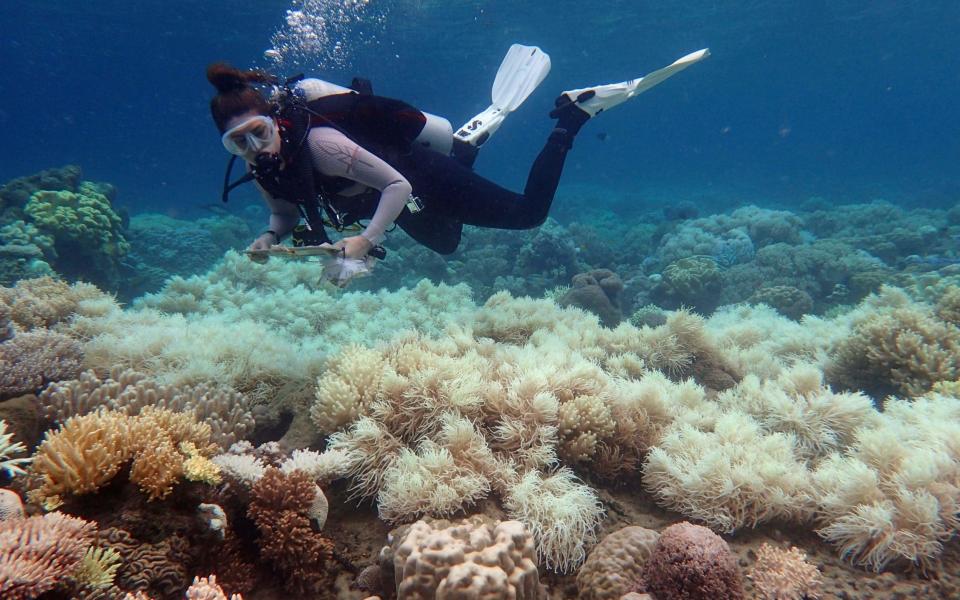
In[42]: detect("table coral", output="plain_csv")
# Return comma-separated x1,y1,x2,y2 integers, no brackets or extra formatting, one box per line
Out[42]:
380,515,547,600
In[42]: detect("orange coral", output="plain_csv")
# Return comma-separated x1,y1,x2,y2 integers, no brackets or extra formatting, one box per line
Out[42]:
30,407,217,503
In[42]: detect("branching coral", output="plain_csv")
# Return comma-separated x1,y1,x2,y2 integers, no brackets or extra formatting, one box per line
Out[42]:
749,543,822,600
248,468,336,594
0,511,96,599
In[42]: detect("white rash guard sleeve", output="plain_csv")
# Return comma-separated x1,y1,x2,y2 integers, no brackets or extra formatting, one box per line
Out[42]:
306,127,412,244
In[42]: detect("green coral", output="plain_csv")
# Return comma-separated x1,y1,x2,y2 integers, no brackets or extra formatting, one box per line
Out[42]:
23,182,129,289
25,183,129,257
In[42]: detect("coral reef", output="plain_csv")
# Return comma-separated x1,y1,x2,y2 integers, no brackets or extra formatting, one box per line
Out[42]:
558,268,625,327
0,328,83,399
379,515,548,600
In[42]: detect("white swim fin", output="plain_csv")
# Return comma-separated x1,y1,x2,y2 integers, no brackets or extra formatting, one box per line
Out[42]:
455,44,552,147
554,48,710,118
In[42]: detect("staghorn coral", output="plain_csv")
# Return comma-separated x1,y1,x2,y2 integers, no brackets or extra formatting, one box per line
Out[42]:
0,328,83,399
642,521,744,600
247,468,336,594
380,515,548,600
29,407,218,504
0,511,96,599
40,367,254,448
576,525,660,600
748,543,822,600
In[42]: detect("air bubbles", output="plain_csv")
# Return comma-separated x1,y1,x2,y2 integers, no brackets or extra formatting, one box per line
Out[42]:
264,0,385,72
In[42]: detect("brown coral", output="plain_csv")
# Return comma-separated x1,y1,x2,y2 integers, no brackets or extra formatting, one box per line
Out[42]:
248,468,336,594
642,522,744,600
98,527,190,599
0,511,96,599
748,543,822,600
577,526,660,600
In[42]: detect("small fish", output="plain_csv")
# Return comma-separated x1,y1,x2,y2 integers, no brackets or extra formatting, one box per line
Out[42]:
264,48,282,61
596,132,609,142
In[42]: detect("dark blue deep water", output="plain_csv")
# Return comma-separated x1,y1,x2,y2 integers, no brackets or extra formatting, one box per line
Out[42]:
3,1,959,217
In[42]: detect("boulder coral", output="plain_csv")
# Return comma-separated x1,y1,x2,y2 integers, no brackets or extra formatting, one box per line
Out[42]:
379,515,548,600
576,525,660,600
642,522,744,600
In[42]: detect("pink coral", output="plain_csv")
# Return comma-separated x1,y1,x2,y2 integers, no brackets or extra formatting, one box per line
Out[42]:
0,511,96,599
642,522,744,600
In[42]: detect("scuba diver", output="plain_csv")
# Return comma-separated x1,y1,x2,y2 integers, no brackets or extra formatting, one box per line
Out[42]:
209,45,709,283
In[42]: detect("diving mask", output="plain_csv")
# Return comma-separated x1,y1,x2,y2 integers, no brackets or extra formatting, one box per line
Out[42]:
221,115,277,156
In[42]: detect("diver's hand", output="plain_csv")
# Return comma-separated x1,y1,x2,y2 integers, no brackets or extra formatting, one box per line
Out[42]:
333,235,373,260
247,232,276,263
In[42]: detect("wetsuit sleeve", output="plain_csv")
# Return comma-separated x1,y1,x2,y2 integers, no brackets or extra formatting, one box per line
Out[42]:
307,127,412,244
254,181,300,239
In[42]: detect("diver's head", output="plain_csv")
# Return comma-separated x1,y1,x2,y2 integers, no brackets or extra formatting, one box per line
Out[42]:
207,63,281,162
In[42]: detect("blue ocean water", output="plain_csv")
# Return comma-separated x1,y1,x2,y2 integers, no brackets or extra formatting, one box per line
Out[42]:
3,0,959,217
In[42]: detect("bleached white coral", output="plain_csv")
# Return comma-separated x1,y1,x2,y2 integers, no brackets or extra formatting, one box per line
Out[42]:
0,419,30,478
279,448,351,482
503,468,604,572
643,412,815,533
212,453,266,484
378,440,490,523
812,393,960,570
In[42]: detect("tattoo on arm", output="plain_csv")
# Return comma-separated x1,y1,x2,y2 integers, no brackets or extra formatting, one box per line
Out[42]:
317,140,374,176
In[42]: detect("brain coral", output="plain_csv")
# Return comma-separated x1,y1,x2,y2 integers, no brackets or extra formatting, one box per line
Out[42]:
576,526,660,600
380,515,548,600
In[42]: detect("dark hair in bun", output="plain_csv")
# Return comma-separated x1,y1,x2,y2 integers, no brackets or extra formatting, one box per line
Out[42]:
207,62,274,132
